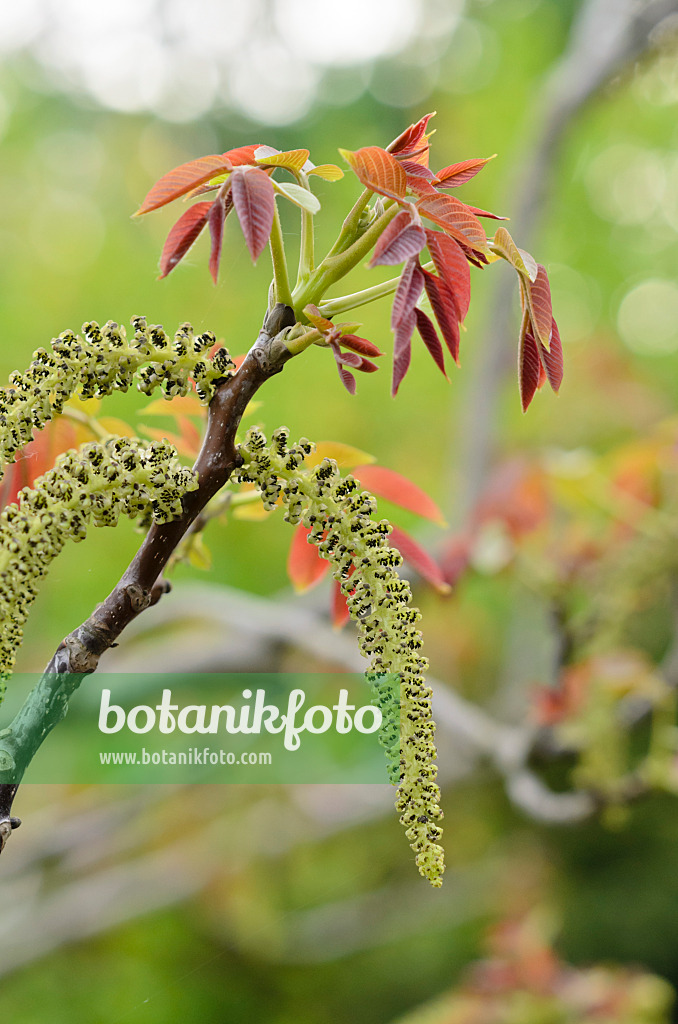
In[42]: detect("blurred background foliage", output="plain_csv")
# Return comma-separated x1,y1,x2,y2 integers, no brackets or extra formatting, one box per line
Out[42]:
2,0,678,1021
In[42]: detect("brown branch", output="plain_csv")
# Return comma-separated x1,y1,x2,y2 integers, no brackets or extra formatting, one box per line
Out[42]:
0,303,296,846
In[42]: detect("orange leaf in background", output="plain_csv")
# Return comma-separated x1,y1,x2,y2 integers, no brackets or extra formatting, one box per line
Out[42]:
352,465,446,526
305,442,376,469
475,459,550,540
389,525,451,594
142,416,202,459
339,146,407,201
142,394,207,419
331,577,352,629
607,439,663,507
134,155,233,216
0,419,77,509
287,524,330,592
532,661,591,726
96,417,137,439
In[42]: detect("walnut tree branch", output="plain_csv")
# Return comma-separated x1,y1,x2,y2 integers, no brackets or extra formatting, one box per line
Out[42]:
0,303,296,848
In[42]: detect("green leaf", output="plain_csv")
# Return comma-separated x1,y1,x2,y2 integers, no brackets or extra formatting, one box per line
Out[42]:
272,180,321,215
255,148,310,172
489,226,538,281
306,164,344,182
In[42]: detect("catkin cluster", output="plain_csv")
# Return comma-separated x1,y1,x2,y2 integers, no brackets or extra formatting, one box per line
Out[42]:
0,437,197,696
236,426,444,887
0,317,234,473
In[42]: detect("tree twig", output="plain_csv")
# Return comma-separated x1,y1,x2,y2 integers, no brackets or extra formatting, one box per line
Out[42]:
0,303,297,846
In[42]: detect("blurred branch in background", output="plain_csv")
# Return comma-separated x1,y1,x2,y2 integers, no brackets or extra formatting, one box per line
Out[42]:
106,581,597,824
456,0,678,518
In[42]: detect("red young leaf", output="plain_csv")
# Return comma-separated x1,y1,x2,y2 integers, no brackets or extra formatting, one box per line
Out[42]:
456,240,490,268
208,193,232,284
135,155,233,216
463,204,508,221
400,161,439,182
304,303,335,333
355,357,379,373
417,194,487,252
230,167,276,262
538,317,563,393
391,258,424,328
340,334,383,357
287,524,330,592
331,579,351,628
435,156,495,187
339,146,407,200
387,112,435,160
352,464,446,525
392,309,415,396
143,418,202,459
519,314,541,412
370,210,426,267
337,365,357,394
422,269,460,364
329,342,358,394
159,201,212,278
334,346,363,368
222,144,262,167
405,176,439,198
414,307,448,379
425,229,471,320
389,525,451,594
527,264,554,348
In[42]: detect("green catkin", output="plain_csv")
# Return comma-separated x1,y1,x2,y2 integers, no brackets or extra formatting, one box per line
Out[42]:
0,315,231,698
236,426,445,888
0,317,235,474
0,437,197,697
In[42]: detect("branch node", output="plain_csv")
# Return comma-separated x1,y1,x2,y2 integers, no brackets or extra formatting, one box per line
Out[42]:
125,583,152,614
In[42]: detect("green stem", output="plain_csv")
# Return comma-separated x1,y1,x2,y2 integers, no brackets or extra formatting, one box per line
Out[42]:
325,188,373,258
319,205,401,289
284,328,323,357
319,261,435,316
296,171,315,285
269,202,293,307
